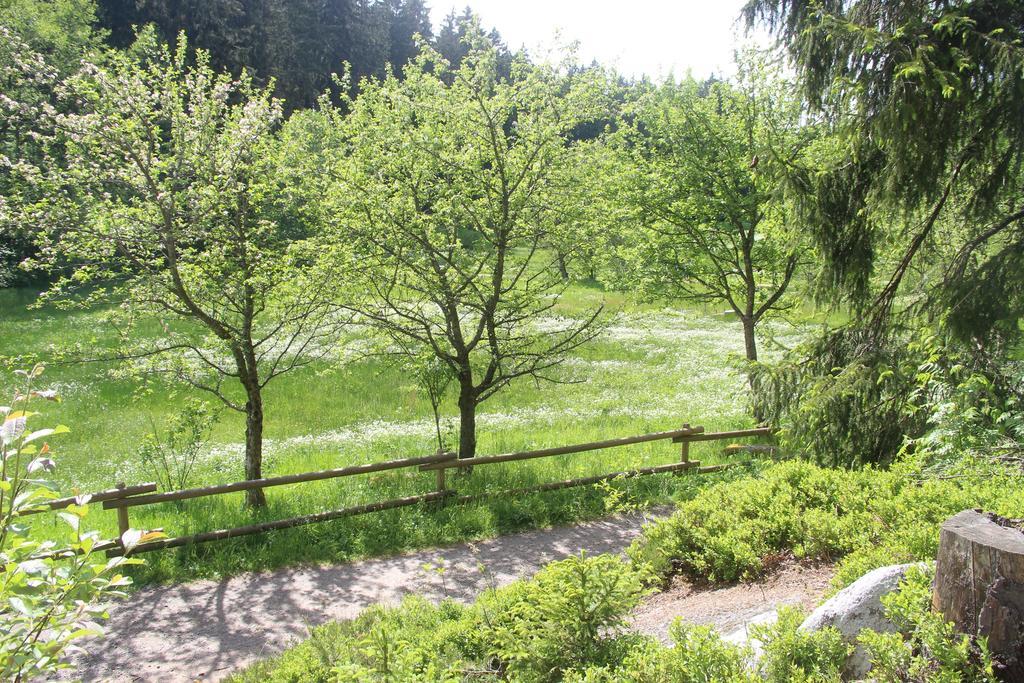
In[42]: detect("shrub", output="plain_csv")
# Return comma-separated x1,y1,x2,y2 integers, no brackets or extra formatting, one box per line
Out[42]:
0,366,142,681
139,397,219,493
566,621,752,682
753,607,848,682
563,609,847,683
229,553,646,683
628,459,1024,589
227,596,469,683
466,553,648,681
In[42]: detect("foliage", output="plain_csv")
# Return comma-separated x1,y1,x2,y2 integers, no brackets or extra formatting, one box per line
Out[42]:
563,621,753,682
228,553,644,683
94,0,513,110
232,557,852,683
139,397,219,492
752,607,848,682
744,0,1024,466
753,325,930,468
0,3,102,287
628,459,1024,587
859,564,997,682
30,30,347,505
226,596,469,683
325,31,608,458
0,365,140,681
745,0,1024,319
756,324,1024,468
466,553,647,680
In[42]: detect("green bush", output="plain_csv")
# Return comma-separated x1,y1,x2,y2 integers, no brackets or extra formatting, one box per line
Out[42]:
753,607,848,682
232,462,1021,682
228,596,469,683
463,553,647,681
628,459,1024,588
563,621,752,682
563,609,848,683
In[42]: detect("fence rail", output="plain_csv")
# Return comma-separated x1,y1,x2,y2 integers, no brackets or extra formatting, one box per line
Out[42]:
53,421,772,557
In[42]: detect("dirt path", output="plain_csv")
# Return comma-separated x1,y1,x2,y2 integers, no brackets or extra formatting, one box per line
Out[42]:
630,561,836,644
69,509,668,682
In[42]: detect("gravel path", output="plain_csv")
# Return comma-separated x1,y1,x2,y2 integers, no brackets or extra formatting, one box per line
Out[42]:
69,509,667,682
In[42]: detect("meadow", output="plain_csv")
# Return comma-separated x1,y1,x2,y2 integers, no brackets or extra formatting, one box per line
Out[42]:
0,284,793,584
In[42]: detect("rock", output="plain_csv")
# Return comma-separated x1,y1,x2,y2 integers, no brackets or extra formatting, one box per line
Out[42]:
723,609,778,661
800,563,924,679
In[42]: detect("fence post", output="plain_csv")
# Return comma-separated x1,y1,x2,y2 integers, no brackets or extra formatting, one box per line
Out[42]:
115,482,131,543
680,423,691,464
435,450,447,494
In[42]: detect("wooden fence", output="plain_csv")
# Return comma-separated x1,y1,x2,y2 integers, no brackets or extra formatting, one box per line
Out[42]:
86,422,771,556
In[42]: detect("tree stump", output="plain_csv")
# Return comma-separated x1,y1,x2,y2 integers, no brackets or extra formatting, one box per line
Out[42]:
933,509,1024,680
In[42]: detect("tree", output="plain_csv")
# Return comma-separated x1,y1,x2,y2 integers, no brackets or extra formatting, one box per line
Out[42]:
327,33,606,459
609,59,808,365
744,0,1024,465
32,31,345,507
387,0,432,73
433,8,515,81
0,1,103,286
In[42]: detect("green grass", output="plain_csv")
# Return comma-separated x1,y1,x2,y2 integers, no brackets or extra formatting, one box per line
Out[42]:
0,284,791,585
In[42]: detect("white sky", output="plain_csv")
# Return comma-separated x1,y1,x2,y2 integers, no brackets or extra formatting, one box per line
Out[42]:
429,0,770,80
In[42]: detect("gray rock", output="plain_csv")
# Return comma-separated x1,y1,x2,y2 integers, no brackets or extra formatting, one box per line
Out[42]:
723,609,779,661
800,563,925,679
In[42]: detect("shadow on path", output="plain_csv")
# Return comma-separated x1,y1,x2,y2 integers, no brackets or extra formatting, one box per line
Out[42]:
69,508,668,682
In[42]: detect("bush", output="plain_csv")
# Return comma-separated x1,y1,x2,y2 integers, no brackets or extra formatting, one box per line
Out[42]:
232,461,1021,682
465,553,647,680
0,366,144,681
628,459,1024,588
228,596,469,683
753,607,848,682
563,621,752,682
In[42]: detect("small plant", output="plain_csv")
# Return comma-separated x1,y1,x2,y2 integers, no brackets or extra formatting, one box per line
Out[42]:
753,607,849,682
0,365,141,681
859,564,997,682
596,475,641,514
139,397,219,493
414,355,455,454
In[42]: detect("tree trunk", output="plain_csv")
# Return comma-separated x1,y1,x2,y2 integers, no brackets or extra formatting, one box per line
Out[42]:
741,315,758,362
244,391,268,508
741,315,766,423
933,509,1024,681
556,249,570,282
457,388,477,460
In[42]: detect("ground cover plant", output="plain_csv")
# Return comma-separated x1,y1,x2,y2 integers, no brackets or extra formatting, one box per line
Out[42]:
628,458,1024,592
226,552,853,683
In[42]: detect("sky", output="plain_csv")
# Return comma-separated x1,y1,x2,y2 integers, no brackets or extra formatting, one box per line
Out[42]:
429,0,770,81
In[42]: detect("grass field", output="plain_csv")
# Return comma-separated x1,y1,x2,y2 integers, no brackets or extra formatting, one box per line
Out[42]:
0,284,795,584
